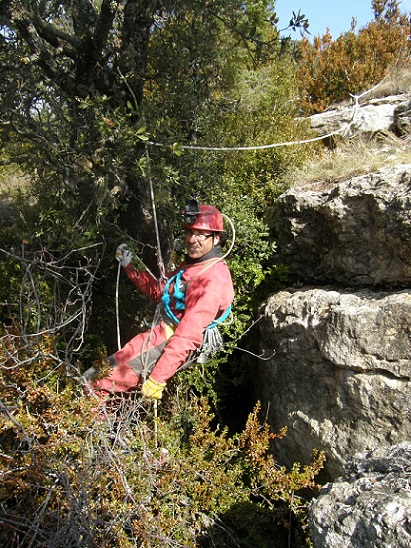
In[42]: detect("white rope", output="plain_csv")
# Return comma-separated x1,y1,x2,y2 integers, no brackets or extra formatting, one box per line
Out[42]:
148,131,339,152
150,130,343,151
116,261,122,351
221,213,236,260
145,144,166,283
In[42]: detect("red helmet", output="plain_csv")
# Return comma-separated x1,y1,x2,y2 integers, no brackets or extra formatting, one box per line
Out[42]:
182,200,224,232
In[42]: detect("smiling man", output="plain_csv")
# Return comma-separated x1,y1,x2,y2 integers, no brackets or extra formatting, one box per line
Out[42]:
87,200,234,401
185,226,216,259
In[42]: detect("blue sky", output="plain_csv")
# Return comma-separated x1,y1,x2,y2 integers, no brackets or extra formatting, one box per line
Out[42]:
275,0,411,40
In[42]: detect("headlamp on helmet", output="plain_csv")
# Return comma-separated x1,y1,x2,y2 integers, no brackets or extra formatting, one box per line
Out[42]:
182,199,201,226
182,200,224,232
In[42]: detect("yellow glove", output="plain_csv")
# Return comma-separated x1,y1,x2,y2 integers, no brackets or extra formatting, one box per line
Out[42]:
141,376,166,400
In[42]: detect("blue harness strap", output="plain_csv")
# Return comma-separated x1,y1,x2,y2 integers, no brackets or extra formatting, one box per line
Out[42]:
161,270,186,326
206,304,232,329
161,269,231,329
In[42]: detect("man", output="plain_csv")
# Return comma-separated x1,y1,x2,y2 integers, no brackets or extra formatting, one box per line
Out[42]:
89,200,234,400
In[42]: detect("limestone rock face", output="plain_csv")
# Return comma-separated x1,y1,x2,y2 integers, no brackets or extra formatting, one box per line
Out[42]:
309,94,410,138
271,165,411,287
258,287,411,479
309,443,411,548
259,164,411,481
258,98,411,547
394,100,411,136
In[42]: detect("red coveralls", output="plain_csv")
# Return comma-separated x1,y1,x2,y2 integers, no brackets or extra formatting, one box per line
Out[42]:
93,256,234,395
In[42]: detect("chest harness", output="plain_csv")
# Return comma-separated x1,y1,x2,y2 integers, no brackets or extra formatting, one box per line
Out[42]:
161,269,231,365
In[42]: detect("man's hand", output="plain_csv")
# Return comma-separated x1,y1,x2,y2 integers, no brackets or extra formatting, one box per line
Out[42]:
142,376,166,400
115,243,133,268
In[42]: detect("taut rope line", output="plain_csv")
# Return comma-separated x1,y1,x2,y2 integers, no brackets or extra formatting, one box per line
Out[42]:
116,262,122,351
145,144,166,284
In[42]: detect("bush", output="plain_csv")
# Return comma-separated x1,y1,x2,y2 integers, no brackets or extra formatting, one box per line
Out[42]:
297,0,411,113
0,324,325,546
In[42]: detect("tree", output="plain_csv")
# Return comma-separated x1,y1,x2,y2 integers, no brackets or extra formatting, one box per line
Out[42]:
0,0,318,373
0,0,292,339
1,1,159,264
0,1,283,256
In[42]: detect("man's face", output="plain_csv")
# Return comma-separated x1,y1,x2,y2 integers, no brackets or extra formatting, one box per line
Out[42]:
184,228,219,260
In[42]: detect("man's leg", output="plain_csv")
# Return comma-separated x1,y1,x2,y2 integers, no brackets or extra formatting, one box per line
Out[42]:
89,322,172,396
91,361,141,395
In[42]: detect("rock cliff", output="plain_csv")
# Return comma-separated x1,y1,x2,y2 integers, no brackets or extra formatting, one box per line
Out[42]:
256,95,411,544
272,165,411,287
258,165,411,478
309,94,411,139
309,443,411,547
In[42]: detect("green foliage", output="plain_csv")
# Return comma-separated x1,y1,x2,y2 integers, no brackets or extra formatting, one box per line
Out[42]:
0,0,317,354
166,62,317,410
